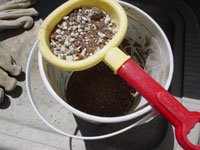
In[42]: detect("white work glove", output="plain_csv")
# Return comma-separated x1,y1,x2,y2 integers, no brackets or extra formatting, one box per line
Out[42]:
0,0,38,31
0,53,22,103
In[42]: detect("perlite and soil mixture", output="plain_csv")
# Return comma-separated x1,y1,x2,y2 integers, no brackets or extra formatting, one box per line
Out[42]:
50,7,118,61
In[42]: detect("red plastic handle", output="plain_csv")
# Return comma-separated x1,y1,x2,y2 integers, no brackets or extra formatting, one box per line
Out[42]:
118,59,200,150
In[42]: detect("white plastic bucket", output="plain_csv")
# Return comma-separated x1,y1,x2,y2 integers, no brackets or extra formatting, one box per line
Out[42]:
38,1,173,123
26,0,173,139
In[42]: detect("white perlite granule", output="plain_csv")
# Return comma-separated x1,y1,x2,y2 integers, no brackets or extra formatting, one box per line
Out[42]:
50,7,118,61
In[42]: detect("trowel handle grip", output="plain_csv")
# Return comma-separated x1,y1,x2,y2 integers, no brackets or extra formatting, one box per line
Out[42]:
118,59,188,125
118,59,200,150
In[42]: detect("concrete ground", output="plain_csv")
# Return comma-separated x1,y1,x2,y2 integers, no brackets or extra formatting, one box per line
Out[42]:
0,0,199,150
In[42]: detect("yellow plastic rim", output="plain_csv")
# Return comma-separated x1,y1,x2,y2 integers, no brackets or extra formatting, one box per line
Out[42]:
37,0,128,71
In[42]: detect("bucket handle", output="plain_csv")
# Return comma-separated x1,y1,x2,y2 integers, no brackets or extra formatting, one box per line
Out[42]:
26,41,158,140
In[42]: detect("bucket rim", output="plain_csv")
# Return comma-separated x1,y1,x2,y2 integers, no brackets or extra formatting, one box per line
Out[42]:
37,0,174,123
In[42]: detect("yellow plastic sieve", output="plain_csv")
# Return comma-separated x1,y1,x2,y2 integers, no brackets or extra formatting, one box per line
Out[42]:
37,0,129,73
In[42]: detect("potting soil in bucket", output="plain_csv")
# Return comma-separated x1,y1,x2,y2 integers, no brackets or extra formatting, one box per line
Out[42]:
38,1,173,123
66,63,137,117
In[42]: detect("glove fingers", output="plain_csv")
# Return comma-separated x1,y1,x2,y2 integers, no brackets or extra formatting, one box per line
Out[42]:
4,63,22,76
10,56,22,76
0,88,4,104
0,68,17,91
0,54,22,76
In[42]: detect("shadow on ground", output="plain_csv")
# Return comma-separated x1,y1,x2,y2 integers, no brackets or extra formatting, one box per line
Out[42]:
34,0,67,19
0,0,67,41
0,95,10,109
70,115,174,150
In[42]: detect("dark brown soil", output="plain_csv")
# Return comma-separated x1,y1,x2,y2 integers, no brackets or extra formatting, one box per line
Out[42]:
66,63,137,117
